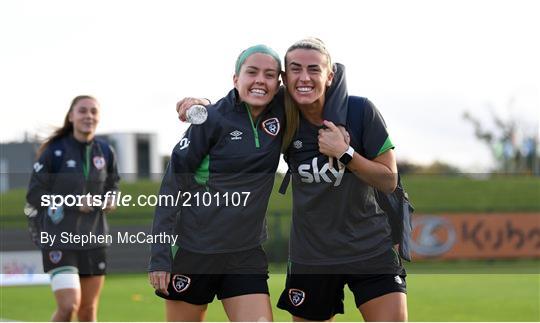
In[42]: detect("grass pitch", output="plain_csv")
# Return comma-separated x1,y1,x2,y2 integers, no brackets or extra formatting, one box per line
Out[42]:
1,268,539,321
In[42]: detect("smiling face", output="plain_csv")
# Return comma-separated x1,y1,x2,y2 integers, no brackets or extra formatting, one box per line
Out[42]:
284,48,334,108
68,98,100,139
233,53,281,110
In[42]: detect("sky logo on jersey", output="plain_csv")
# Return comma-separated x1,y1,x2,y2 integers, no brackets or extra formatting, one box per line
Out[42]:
298,157,345,186
178,138,190,150
230,130,243,140
289,289,305,306
172,274,191,293
262,117,280,136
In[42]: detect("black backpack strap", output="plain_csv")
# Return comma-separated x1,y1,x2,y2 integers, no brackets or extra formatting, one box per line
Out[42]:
279,152,291,195
279,169,291,195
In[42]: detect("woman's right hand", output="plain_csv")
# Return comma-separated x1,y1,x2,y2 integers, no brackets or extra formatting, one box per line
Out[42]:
79,197,94,213
176,97,210,122
148,271,170,296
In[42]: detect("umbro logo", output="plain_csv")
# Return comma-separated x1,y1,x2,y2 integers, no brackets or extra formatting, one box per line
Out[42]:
66,160,76,168
394,275,403,285
54,150,63,157
230,130,243,140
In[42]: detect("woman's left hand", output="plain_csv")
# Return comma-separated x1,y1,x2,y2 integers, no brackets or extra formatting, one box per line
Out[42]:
148,271,170,296
318,120,350,158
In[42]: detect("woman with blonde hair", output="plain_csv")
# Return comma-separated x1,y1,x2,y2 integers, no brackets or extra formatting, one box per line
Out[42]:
277,38,407,321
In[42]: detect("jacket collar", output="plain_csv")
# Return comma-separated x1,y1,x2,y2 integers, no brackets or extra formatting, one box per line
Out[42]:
67,133,94,148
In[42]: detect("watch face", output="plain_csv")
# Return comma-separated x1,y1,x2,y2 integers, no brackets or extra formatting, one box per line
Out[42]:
339,153,353,165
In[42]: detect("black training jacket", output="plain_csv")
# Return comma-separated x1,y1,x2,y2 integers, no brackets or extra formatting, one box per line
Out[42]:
26,135,120,249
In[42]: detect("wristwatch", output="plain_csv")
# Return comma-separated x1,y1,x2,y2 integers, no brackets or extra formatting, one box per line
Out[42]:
338,146,355,165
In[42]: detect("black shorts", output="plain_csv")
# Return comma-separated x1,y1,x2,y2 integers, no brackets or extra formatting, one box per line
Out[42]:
156,246,269,305
277,248,407,321
42,248,107,276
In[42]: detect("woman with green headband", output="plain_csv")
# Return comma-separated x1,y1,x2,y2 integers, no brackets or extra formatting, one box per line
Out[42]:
150,45,281,322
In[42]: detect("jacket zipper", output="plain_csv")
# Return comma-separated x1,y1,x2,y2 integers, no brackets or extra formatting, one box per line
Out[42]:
82,144,91,193
245,104,261,148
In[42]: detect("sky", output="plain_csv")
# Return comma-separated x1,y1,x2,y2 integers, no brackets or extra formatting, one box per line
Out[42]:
1,0,538,172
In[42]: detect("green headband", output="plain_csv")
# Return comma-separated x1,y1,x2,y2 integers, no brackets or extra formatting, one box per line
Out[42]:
235,44,282,75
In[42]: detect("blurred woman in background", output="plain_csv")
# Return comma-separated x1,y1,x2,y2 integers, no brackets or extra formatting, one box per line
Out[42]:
26,95,119,321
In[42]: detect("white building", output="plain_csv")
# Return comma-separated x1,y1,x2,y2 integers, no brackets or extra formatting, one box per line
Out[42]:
97,132,162,182
0,132,162,192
